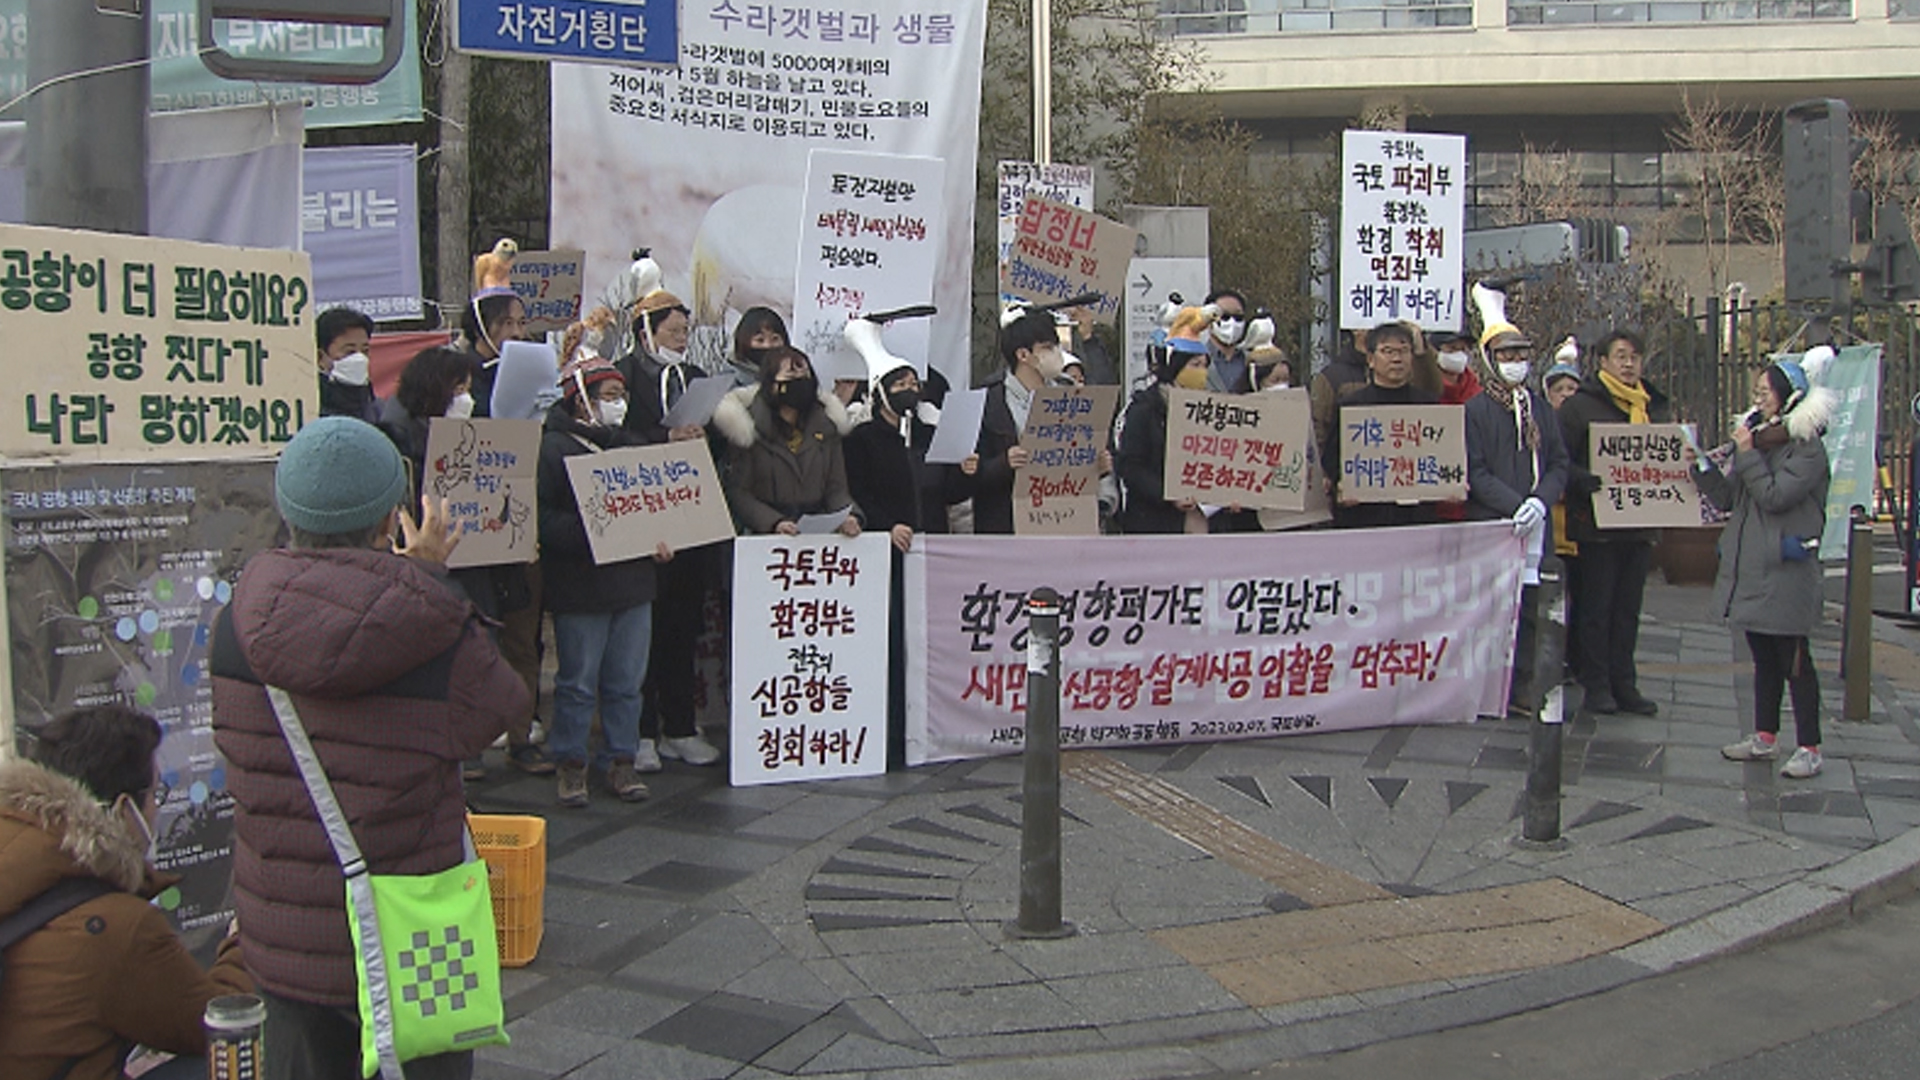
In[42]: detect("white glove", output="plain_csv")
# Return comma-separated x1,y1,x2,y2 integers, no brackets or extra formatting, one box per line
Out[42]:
1511,497,1547,535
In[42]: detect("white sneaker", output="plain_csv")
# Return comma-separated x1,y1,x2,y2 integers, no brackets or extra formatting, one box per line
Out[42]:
1780,746,1823,779
659,734,723,766
633,739,662,774
1722,733,1778,761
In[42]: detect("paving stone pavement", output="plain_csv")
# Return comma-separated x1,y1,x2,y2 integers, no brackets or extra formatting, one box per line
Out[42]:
463,579,1920,1080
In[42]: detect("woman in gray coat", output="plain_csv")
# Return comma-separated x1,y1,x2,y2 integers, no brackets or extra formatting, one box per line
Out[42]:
1690,357,1834,779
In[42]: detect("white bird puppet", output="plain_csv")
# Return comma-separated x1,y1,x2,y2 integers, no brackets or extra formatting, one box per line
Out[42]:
1243,314,1276,354
1554,336,1579,366
473,238,519,291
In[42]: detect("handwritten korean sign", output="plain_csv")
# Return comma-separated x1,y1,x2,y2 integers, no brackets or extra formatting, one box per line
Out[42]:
508,249,585,336
1338,130,1465,332
1339,404,1467,503
0,222,317,461
1164,388,1313,512
731,534,891,785
1017,384,1117,536
1590,423,1711,529
424,419,541,569
1003,195,1136,323
564,439,736,563
996,161,1093,275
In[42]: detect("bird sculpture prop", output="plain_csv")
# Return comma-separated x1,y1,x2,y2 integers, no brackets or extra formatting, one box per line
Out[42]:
1554,336,1579,365
473,238,519,291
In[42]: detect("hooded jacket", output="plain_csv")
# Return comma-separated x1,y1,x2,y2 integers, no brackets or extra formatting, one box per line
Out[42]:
1116,385,1188,535
0,760,253,1080
843,411,969,536
1558,375,1675,545
209,547,526,1007
538,402,662,614
712,384,858,534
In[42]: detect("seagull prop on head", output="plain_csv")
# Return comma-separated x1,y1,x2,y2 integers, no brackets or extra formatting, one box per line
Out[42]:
473,238,519,291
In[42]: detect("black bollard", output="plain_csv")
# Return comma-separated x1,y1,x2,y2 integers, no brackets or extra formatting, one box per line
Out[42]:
1521,558,1568,847
1843,506,1874,721
1007,587,1075,940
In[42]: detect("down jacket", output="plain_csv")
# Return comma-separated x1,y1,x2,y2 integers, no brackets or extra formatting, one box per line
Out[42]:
210,547,526,1006
0,759,252,1080
712,384,858,534
1558,376,1676,545
1693,389,1835,637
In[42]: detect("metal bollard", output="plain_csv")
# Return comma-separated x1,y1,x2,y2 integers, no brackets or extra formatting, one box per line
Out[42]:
1521,559,1568,847
1843,506,1874,721
1007,587,1075,940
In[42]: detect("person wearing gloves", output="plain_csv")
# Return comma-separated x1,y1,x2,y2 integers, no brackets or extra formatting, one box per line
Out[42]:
314,306,380,423
1693,354,1835,779
1462,294,1569,717
714,346,863,537
1118,336,1212,535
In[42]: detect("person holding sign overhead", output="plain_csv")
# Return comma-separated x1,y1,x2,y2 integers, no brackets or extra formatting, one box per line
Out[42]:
1118,336,1212,535
714,347,863,538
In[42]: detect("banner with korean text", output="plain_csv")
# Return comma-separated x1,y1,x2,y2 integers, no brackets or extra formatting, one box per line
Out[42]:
551,0,986,388
731,535,890,784
1,223,316,461
305,145,422,323
1165,387,1312,511
1017,384,1117,536
1339,404,1467,502
904,524,1523,765
1338,130,1465,331
425,419,542,568
509,250,587,337
566,440,736,562
1004,196,1136,323
1807,344,1881,558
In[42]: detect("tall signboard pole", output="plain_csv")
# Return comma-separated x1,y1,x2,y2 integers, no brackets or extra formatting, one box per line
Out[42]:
25,0,151,234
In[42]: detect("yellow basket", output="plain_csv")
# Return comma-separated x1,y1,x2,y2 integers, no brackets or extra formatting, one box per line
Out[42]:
469,814,546,968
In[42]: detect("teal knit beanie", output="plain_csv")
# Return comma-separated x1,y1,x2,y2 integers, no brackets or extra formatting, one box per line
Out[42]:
274,416,409,536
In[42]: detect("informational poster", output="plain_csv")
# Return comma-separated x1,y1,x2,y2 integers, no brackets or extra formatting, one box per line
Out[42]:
1016,384,1117,536
1589,423,1711,529
550,0,987,389
1123,256,1211,389
565,440,735,563
4,458,286,957
903,523,1524,765
0,222,317,461
1809,345,1882,558
424,419,542,569
1339,130,1466,332
1338,404,1467,503
456,0,680,67
1164,387,1312,512
730,535,890,785
508,249,586,337
305,145,422,323
792,150,946,381
996,161,1093,273
1004,195,1136,323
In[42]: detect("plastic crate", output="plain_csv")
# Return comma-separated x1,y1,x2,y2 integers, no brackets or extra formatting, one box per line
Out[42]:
469,814,546,967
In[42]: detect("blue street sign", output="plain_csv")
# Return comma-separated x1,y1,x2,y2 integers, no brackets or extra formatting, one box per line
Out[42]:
456,0,678,68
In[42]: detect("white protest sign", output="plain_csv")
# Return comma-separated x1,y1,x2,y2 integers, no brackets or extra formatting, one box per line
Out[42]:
1338,404,1468,502
507,249,585,336
997,161,1094,272
731,535,891,785
1590,423,1712,529
1164,388,1313,512
565,440,736,564
1338,131,1466,332
425,418,541,569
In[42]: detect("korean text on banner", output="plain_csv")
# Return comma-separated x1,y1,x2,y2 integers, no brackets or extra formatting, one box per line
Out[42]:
1165,387,1312,512
550,0,986,390
1339,404,1467,503
425,419,542,568
0,222,317,461
509,250,586,336
997,161,1092,275
1590,423,1712,529
1004,196,1135,322
1810,345,1882,558
730,535,891,785
1017,384,1116,536
793,150,946,382
305,145,422,323
1339,130,1465,332
904,524,1524,765
458,0,679,68
565,440,735,563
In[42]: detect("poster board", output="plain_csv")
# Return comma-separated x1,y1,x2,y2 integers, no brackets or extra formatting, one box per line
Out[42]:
564,440,736,563
1004,195,1135,323
996,161,1093,278
730,535,890,785
424,419,541,569
1338,130,1466,331
1016,384,1117,536
1338,404,1467,503
1589,423,1712,529
508,249,586,337
1164,388,1313,512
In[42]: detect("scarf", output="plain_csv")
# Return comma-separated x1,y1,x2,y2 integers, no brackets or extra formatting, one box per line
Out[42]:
1480,372,1541,455
1597,369,1650,423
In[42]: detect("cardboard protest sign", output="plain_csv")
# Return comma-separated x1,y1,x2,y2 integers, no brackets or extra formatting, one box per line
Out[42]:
507,249,585,336
1589,423,1712,529
1004,195,1135,323
0,222,317,460
731,535,891,786
1338,131,1466,331
1164,388,1313,512
1016,384,1117,536
424,419,541,569
1338,404,1467,503
564,440,735,564
997,161,1093,275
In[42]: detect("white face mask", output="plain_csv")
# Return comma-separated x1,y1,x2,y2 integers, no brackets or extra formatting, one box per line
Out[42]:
445,392,476,419
1263,380,1291,393
1034,345,1067,383
596,398,630,428
329,353,371,386
1437,350,1470,375
1498,361,1531,386
1212,318,1244,346
115,793,158,864
658,347,685,366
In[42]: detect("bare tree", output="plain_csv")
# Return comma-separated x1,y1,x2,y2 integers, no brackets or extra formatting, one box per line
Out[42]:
1665,91,1782,296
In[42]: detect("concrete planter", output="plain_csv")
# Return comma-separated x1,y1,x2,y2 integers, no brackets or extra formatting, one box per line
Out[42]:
1658,525,1721,586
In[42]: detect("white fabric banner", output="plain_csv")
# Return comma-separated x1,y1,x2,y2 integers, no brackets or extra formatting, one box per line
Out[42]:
905,523,1523,765
549,0,987,388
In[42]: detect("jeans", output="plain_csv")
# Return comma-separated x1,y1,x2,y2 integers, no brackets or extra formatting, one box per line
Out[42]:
549,604,653,770
1748,631,1822,748
1573,539,1653,699
261,989,472,1080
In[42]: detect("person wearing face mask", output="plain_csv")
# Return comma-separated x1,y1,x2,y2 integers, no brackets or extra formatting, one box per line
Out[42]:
0,705,254,1080
845,361,970,550
1201,288,1254,394
1117,336,1213,535
973,306,1073,534
314,306,381,423
714,346,864,537
460,288,531,418
728,306,792,389
378,346,480,497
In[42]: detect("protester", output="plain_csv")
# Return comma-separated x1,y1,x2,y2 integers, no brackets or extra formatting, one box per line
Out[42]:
377,346,475,500
1064,304,1120,386
1559,329,1671,715
1202,288,1253,394
1310,331,1370,466
314,306,380,423
618,289,701,439
715,346,863,537
972,307,1063,535
1252,345,1293,392
1431,327,1483,407
727,306,790,389
460,288,530,417
1118,337,1211,535
1544,360,1582,410
211,417,526,1078
1543,355,1585,681
1330,322,1441,529
1694,357,1834,779
845,362,971,550
0,706,253,1080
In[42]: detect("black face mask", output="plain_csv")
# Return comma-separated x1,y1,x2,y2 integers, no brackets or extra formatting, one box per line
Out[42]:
887,388,920,419
742,346,781,371
776,376,818,412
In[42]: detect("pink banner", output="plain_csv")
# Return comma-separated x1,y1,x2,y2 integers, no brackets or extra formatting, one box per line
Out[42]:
904,522,1525,765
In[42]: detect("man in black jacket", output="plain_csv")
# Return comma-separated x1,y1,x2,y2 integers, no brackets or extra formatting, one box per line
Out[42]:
972,308,1065,534
1331,322,1441,529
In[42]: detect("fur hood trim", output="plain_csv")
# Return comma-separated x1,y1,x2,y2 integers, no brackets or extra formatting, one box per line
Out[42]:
1732,385,1838,444
0,759,145,892
711,384,854,449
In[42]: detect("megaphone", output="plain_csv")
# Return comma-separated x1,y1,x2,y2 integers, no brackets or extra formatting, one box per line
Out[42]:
844,318,913,385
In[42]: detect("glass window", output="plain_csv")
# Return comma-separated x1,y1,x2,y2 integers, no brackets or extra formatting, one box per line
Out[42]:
1613,152,1662,186
1507,0,1841,22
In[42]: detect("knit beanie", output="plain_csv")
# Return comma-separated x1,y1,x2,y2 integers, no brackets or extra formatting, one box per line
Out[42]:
559,355,626,402
274,416,410,536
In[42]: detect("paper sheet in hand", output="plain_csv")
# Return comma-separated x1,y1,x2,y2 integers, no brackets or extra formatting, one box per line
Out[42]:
490,341,561,420
662,376,735,430
797,507,854,534
924,388,986,465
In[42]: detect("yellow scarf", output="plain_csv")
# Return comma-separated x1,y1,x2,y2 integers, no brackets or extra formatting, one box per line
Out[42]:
1597,369,1650,423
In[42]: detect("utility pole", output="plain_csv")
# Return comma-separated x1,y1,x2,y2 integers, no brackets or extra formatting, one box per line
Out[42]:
437,36,472,329
25,0,150,234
